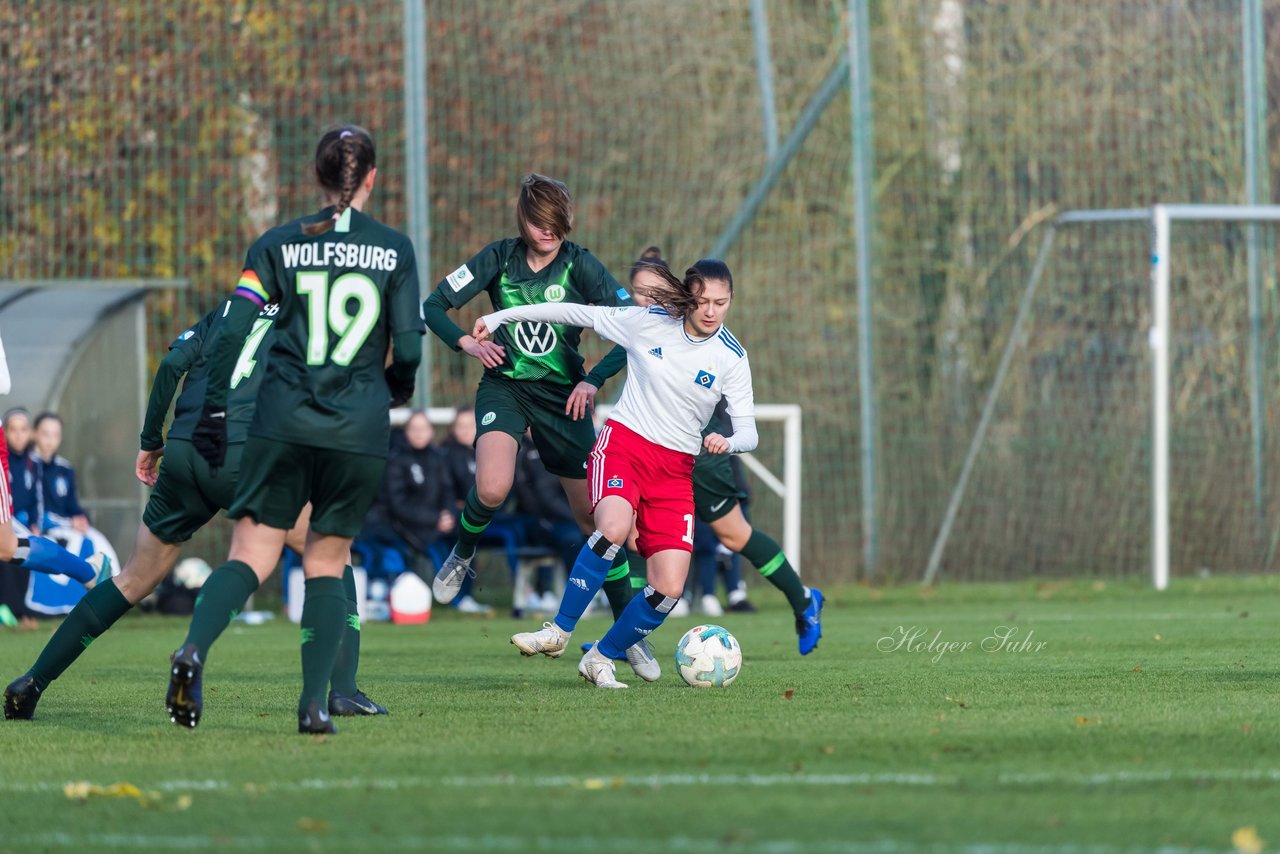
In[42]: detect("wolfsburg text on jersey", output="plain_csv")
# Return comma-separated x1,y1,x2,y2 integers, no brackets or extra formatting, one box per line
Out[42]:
281,242,399,272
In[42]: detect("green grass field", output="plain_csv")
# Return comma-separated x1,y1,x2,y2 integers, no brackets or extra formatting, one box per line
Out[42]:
1,576,1278,852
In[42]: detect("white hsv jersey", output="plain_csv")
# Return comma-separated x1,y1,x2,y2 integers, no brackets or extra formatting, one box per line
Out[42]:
481,303,756,455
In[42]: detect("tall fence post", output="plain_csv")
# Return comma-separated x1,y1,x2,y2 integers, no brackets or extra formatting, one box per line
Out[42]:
750,0,779,160
403,0,431,407
849,0,878,578
1243,0,1269,543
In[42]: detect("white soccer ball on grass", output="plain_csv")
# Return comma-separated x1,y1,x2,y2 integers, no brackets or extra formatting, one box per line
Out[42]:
675,624,742,688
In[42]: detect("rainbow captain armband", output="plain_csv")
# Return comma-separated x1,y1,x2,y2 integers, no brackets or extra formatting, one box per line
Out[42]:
234,269,270,306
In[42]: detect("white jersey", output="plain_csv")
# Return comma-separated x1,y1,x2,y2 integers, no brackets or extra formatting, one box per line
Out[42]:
480,303,756,455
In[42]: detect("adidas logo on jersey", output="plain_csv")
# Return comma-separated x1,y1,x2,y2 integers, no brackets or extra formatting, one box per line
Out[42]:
647,347,663,359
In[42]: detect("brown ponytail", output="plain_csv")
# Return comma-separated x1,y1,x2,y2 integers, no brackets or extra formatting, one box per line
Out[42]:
303,125,377,236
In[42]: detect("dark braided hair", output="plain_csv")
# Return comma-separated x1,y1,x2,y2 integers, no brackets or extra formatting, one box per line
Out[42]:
303,125,376,236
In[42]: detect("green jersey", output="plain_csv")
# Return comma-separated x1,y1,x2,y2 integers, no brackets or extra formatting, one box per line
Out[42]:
165,301,278,446
237,207,425,456
435,238,628,385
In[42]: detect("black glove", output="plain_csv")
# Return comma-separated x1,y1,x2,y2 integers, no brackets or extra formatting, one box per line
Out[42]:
191,405,228,470
386,367,415,409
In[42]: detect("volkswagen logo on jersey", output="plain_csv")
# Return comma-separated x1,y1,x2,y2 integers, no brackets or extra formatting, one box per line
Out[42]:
514,321,558,356
695,370,716,388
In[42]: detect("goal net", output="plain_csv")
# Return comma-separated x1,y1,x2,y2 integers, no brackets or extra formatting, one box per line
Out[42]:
925,205,1280,587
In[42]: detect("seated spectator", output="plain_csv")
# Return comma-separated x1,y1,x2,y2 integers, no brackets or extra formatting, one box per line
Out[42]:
1,408,36,627
4,407,32,460
21,413,89,534
365,410,457,570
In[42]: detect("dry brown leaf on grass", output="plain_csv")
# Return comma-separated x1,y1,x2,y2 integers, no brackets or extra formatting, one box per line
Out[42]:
1232,826,1263,854
782,688,795,700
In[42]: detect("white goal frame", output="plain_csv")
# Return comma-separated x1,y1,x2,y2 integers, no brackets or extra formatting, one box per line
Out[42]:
923,204,1280,590
394,403,804,572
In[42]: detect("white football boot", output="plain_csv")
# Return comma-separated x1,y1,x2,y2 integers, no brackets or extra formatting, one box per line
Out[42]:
578,644,628,689
624,638,661,682
511,621,570,658
432,546,475,604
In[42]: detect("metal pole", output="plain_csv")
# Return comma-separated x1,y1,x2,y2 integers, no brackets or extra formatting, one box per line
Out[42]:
403,0,431,407
750,0,779,160
1151,205,1171,590
710,54,849,260
1243,0,1269,540
923,228,1058,585
849,0,878,578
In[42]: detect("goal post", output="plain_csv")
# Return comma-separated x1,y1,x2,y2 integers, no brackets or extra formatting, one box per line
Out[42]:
924,204,1280,590
395,403,804,573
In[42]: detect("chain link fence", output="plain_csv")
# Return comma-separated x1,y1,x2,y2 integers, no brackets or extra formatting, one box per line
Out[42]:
4,0,1278,581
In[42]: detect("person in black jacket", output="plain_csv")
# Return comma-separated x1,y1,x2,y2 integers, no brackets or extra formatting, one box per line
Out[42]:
382,411,456,556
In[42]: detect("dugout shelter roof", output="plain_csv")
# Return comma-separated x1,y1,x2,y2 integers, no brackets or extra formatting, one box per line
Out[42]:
0,279,187,414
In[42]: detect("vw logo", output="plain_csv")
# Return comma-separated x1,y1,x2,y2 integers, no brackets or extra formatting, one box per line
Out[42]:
514,321,558,356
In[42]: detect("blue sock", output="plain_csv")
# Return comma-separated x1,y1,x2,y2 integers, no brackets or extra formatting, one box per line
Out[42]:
598,585,678,659
17,536,95,584
553,532,621,633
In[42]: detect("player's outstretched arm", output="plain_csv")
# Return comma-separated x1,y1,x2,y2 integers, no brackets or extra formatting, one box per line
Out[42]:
475,302,641,348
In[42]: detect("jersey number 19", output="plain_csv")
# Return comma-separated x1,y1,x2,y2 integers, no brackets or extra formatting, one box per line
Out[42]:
296,271,381,366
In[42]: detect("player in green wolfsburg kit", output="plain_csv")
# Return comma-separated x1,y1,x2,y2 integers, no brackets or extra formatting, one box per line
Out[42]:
165,125,424,734
422,173,661,681
4,297,386,721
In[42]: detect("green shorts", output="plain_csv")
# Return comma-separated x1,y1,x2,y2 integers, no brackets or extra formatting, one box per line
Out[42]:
473,374,595,479
143,439,244,544
692,450,748,523
228,436,386,538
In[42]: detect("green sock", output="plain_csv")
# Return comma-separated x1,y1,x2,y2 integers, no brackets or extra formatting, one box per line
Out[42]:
629,552,649,591
602,549,636,620
455,487,500,560
329,566,361,696
184,560,259,658
299,576,347,711
742,530,808,615
28,579,132,691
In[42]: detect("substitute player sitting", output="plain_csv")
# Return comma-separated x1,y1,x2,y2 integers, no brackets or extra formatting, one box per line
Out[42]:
481,259,757,688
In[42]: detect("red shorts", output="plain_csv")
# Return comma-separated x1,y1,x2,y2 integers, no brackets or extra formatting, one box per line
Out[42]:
589,420,695,557
0,441,11,524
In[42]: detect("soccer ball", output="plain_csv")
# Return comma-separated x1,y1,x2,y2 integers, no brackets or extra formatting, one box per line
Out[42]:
675,624,742,688
173,558,212,590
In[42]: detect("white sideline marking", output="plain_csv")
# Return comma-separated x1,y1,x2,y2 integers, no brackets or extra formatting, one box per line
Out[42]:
0,832,1230,853
4,768,1280,796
